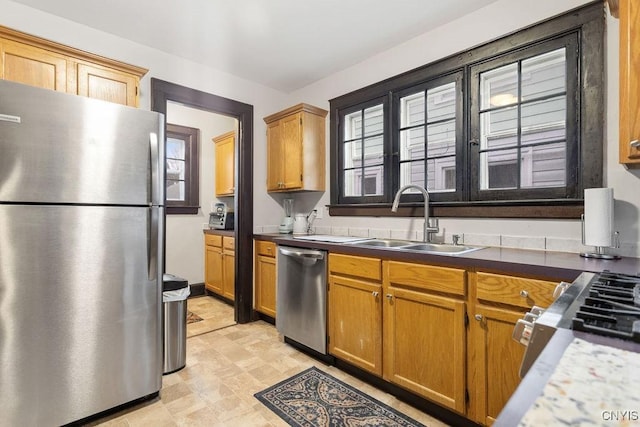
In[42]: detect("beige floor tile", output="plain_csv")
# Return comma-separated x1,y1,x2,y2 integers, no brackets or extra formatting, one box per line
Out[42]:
91,320,450,427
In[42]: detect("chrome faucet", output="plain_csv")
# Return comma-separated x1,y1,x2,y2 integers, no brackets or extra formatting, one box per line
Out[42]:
391,184,439,243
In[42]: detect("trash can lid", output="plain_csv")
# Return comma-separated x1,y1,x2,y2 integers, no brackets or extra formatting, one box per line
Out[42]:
163,273,188,292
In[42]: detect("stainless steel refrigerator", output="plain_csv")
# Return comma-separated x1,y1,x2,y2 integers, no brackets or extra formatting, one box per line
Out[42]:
0,80,165,426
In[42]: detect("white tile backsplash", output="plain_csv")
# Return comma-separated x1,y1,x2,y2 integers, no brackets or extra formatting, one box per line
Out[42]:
348,227,370,238
501,235,546,251
390,229,418,241
368,228,391,239
546,237,584,253
330,226,349,236
463,233,501,247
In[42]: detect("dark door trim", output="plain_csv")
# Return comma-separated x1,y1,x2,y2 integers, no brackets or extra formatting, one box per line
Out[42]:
151,78,254,324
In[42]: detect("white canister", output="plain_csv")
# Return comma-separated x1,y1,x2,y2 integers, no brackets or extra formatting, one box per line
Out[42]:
292,213,308,234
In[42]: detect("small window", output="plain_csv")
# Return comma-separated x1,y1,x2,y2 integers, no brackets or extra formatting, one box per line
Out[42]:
165,123,199,214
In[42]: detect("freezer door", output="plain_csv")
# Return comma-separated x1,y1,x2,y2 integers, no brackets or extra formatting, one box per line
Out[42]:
0,205,162,426
0,80,164,206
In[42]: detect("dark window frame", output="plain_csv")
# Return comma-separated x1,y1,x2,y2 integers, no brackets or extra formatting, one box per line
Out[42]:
328,2,604,219
165,123,200,215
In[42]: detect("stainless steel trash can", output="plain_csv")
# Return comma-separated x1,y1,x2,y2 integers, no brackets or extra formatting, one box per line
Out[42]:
162,274,190,375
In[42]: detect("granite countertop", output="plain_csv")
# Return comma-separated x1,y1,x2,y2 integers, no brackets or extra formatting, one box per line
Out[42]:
495,330,640,426
254,233,640,280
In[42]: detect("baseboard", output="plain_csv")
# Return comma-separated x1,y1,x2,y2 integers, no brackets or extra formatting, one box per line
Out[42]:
189,282,205,297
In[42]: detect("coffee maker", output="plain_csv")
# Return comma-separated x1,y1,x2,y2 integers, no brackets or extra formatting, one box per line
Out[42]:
279,198,294,234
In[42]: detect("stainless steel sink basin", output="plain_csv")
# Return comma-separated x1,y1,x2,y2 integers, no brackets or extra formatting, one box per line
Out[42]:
353,239,415,248
350,239,484,255
402,243,483,255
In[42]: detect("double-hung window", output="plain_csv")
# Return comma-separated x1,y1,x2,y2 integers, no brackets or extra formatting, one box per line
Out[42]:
329,2,603,218
166,123,200,214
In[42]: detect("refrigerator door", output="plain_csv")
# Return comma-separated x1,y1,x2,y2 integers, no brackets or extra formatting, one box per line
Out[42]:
0,205,162,426
0,80,164,206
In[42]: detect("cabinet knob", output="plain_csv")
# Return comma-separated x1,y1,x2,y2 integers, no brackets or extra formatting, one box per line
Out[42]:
372,291,379,297
385,294,393,300
630,139,640,148
475,314,484,321
520,290,529,298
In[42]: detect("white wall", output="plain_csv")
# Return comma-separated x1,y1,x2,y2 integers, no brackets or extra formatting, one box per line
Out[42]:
286,0,640,257
164,103,236,283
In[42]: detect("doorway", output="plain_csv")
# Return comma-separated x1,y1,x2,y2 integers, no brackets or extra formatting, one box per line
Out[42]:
151,78,254,323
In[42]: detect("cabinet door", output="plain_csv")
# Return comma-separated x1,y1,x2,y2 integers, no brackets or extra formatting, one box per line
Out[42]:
383,287,466,413
77,63,138,106
468,304,526,425
204,244,223,294
619,0,640,164
223,249,235,301
255,254,276,317
215,133,235,196
328,275,382,376
0,39,67,92
280,113,303,190
266,120,284,191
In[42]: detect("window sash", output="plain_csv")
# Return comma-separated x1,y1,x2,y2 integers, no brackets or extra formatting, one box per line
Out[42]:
165,123,200,214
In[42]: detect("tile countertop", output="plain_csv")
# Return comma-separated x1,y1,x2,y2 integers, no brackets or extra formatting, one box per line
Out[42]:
255,233,640,280
494,329,640,426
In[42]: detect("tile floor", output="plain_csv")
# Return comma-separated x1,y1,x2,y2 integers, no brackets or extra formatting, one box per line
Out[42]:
89,320,450,426
186,295,236,338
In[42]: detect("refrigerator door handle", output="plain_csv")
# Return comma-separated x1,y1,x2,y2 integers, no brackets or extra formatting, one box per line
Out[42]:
148,207,159,281
149,132,160,206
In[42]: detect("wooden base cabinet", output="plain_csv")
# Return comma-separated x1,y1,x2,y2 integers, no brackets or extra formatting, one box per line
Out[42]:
328,254,383,376
383,261,467,414
254,240,277,317
467,271,558,425
204,233,235,301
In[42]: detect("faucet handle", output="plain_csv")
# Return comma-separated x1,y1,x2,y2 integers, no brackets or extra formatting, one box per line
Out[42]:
452,234,460,245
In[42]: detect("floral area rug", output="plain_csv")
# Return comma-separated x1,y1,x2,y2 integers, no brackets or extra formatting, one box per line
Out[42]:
254,366,425,427
186,310,203,324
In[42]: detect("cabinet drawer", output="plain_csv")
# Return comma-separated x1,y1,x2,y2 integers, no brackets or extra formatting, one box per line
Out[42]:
329,253,381,281
204,234,222,247
256,240,276,257
476,272,556,308
223,236,235,250
385,261,466,296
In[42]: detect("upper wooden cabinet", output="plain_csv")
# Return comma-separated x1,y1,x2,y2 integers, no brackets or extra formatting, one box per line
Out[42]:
264,103,327,192
213,130,236,197
619,0,640,165
0,25,146,107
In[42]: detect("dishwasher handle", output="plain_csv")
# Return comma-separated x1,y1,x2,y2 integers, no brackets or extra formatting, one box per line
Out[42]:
279,246,326,260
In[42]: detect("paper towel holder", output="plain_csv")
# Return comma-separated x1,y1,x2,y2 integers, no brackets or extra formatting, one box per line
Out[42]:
579,214,621,260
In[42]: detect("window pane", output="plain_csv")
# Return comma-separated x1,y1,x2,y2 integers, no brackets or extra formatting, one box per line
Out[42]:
427,120,456,157
167,137,185,160
362,166,384,196
427,157,456,193
343,140,359,168
166,158,185,180
481,63,518,109
166,179,185,201
480,107,518,150
343,169,361,197
400,161,424,189
400,127,425,161
480,149,518,190
521,96,566,143
520,142,566,188
344,111,362,141
363,105,384,137
522,48,566,101
363,135,384,166
427,82,456,121
400,93,425,127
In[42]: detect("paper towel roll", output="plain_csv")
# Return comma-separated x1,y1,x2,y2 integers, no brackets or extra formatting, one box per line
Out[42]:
584,188,614,247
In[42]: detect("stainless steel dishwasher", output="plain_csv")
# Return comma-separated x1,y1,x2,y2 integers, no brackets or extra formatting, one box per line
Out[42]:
276,246,327,354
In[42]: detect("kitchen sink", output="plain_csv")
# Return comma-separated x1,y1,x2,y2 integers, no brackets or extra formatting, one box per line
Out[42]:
353,239,415,248
349,238,484,255
401,243,483,255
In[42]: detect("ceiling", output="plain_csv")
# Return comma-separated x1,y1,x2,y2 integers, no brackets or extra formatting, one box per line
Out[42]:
10,0,501,93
